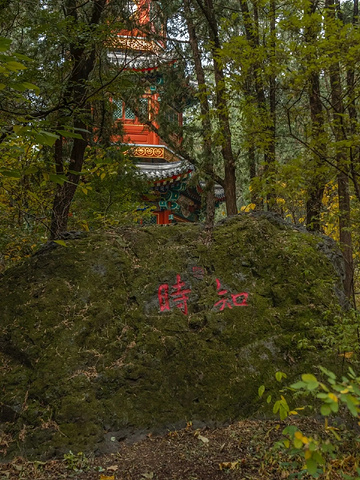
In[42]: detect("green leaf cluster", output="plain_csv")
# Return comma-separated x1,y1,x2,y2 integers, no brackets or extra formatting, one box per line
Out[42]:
264,367,360,478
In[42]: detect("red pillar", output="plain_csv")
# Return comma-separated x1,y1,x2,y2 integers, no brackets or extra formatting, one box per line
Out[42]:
157,210,170,224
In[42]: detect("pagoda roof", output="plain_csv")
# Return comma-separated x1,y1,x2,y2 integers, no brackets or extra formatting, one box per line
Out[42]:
136,159,193,183
126,144,225,198
126,143,193,183
135,161,225,200
108,47,175,71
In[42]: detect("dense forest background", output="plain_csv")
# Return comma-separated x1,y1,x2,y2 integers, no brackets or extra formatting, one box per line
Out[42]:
0,0,359,301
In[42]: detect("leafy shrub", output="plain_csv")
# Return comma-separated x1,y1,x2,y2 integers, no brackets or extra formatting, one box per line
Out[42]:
260,368,360,478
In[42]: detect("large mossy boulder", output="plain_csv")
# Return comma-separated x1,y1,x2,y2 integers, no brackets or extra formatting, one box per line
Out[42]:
0,214,347,459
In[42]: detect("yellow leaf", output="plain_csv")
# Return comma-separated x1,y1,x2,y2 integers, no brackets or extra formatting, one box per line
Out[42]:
328,393,338,403
53,240,67,247
338,352,353,359
219,461,239,470
294,431,309,444
305,450,312,460
100,476,114,480
247,203,256,211
81,221,90,232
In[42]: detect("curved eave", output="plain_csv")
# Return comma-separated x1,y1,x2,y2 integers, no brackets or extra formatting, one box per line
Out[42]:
108,49,176,71
136,160,193,184
153,169,193,186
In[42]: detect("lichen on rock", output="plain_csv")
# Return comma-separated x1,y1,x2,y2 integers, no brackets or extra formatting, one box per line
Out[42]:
0,213,349,459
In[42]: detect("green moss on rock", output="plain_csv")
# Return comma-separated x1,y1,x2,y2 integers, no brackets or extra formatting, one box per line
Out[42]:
0,214,349,459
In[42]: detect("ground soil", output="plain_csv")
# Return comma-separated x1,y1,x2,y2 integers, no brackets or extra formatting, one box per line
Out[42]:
0,419,354,480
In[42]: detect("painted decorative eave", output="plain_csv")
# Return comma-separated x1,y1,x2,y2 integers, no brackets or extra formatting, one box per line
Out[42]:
127,144,181,163
108,48,175,71
113,36,165,53
122,143,225,200
136,160,194,183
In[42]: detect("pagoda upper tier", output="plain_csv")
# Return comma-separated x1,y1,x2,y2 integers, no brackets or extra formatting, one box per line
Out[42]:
110,0,181,152
108,0,172,71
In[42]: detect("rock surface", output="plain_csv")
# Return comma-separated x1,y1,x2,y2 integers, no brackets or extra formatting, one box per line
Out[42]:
0,214,347,459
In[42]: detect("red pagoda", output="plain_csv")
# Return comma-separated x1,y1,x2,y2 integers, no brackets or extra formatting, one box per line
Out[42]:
109,0,224,224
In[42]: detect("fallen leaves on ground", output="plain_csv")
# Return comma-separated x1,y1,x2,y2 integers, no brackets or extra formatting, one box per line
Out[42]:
0,419,350,480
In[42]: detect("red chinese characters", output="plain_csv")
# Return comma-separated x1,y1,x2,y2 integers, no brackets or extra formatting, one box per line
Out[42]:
214,278,248,311
158,271,249,315
158,274,191,315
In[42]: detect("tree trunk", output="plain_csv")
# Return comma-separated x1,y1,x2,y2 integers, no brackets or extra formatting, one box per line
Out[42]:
50,119,88,239
325,0,354,300
196,0,238,216
265,0,277,210
184,0,216,230
49,0,107,239
346,0,360,203
239,1,260,207
239,0,276,210
305,0,327,232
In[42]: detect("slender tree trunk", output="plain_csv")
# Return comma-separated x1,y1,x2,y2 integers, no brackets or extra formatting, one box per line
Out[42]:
346,0,360,202
325,0,354,299
265,0,277,209
239,0,261,207
183,0,216,230
196,0,238,216
50,119,88,238
305,0,327,231
240,0,276,210
306,66,327,232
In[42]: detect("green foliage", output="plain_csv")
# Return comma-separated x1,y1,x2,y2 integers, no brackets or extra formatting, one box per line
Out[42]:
0,37,49,146
69,146,151,230
0,37,37,93
262,368,360,478
312,309,360,359
63,450,90,472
